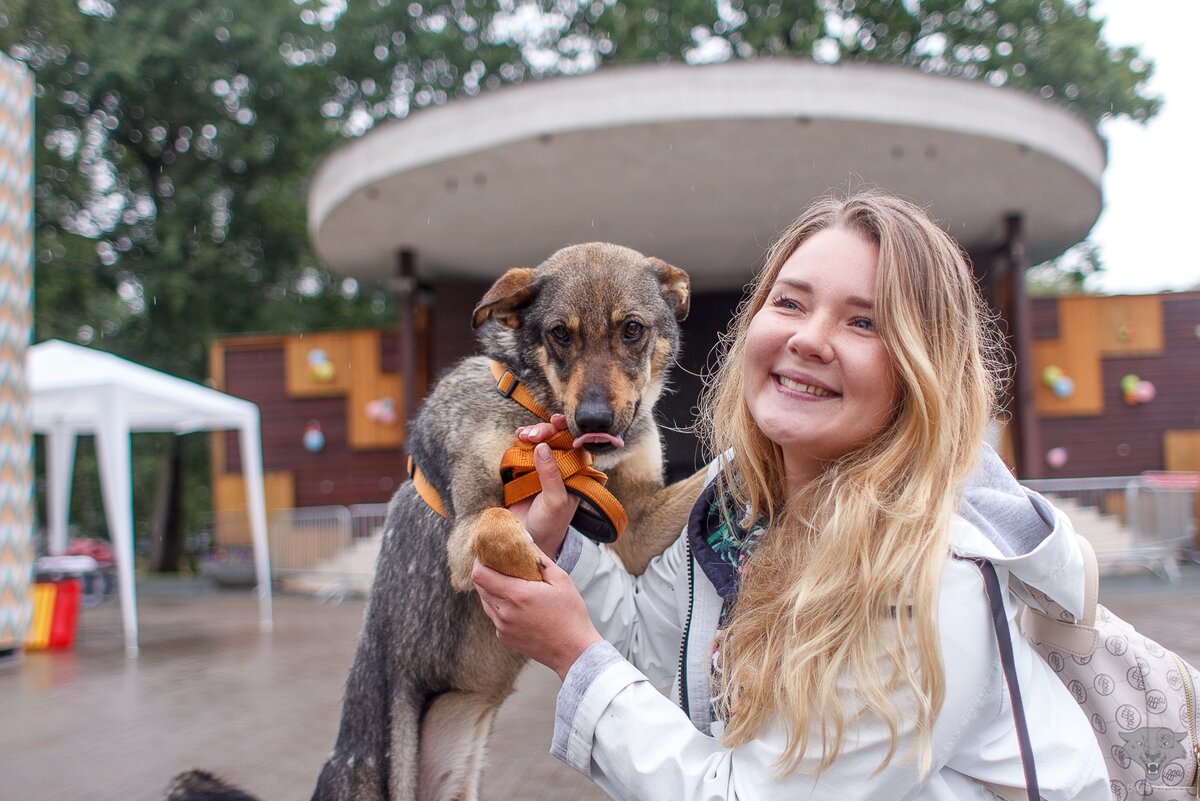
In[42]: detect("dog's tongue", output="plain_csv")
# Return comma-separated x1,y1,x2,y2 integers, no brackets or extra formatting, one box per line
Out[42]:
572,433,625,450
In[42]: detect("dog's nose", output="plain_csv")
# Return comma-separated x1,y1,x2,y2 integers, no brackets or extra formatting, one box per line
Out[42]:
575,399,615,433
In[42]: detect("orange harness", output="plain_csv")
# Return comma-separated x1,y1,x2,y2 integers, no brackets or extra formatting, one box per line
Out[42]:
407,361,628,541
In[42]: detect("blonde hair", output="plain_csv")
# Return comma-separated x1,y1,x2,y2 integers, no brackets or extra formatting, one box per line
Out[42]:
701,190,1004,775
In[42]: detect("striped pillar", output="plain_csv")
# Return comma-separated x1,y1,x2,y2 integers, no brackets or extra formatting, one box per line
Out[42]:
0,54,34,654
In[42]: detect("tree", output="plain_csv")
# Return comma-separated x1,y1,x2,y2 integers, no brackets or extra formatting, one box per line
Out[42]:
597,0,1160,124
1,0,1158,568
2,0,396,567
1026,239,1104,296
3,0,1159,367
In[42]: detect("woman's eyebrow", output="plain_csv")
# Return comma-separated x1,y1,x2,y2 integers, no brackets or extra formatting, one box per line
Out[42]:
776,278,875,310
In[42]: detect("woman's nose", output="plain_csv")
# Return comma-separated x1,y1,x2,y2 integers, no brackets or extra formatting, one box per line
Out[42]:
786,315,835,362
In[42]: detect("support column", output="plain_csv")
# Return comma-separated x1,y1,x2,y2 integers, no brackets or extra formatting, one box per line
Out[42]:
395,249,419,437
0,54,34,657
1003,213,1042,480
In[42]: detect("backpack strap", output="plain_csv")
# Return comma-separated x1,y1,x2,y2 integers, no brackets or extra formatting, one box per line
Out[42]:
1018,534,1099,658
962,556,1041,801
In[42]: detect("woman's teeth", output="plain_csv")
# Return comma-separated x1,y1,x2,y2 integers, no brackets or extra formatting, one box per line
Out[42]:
778,376,834,397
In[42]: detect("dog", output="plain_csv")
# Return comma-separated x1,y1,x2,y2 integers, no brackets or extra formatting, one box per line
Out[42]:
169,243,707,801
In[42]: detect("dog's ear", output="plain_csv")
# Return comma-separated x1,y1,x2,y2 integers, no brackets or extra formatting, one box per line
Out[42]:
650,258,690,322
472,267,538,329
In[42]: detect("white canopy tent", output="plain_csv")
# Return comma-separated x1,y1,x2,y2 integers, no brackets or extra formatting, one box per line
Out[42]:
27,339,272,655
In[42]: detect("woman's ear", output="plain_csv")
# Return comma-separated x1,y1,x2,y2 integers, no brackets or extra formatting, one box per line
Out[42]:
650,258,690,322
472,267,538,329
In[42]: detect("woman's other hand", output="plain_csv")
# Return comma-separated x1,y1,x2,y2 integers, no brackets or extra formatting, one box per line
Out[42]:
472,551,602,681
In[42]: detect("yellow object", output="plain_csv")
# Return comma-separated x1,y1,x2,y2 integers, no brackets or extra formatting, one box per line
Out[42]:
26,582,56,650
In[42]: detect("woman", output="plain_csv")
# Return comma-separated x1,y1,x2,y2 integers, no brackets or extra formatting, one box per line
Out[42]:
472,191,1108,799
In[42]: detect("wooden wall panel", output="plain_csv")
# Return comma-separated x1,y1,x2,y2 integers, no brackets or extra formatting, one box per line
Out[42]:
284,333,353,397
1032,338,1102,417
1162,430,1200,548
217,339,408,509
1036,294,1200,478
213,471,295,546
1164,430,1200,472
1095,295,1163,356
347,330,405,450
1030,297,1060,342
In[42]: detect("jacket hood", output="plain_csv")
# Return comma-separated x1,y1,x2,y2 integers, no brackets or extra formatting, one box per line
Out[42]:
950,489,1094,618
951,444,1087,619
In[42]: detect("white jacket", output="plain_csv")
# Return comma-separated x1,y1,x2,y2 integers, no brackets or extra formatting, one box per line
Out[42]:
551,449,1109,800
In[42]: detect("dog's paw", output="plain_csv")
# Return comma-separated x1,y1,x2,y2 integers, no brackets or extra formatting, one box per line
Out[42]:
470,507,544,582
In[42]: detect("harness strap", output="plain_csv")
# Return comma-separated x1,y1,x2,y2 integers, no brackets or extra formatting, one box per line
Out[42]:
497,428,628,539
407,457,447,519
406,361,628,541
490,361,550,419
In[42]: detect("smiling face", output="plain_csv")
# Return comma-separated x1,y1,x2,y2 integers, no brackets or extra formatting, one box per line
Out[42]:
742,226,900,489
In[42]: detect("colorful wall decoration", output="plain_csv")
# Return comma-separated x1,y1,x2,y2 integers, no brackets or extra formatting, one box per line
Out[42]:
0,55,34,654
209,328,425,545
1032,292,1200,483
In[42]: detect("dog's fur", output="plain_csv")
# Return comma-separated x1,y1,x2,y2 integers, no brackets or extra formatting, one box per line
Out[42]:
170,243,706,801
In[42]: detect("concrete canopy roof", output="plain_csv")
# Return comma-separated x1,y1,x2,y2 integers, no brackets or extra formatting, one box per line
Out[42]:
308,60,1105,289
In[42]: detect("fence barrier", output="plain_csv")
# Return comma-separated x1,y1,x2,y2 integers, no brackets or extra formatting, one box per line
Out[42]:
268,506,355,601
1021,472,1198,580
220,469,1197,597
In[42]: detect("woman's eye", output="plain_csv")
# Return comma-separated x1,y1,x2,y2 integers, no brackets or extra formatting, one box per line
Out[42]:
770,294,800,311
851,317,875,332
622,320,645,341
549,325,570,343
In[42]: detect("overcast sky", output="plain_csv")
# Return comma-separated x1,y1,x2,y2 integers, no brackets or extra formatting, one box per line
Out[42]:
1085,0,1200,294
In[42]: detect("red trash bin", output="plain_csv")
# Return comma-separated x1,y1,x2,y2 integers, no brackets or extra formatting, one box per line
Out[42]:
25,578,82,651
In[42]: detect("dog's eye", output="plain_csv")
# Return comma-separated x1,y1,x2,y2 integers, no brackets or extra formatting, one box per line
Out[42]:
622,321,645,342
549,324,571,344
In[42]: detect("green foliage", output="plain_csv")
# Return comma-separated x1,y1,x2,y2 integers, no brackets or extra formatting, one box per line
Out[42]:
522,0,1159,126
1026,239,1104,297
2,0,392,381
0,0,1159,555
1,0,397,549
1,0,1158,374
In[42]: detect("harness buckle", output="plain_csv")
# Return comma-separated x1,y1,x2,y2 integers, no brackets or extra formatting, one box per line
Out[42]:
495,369,519,399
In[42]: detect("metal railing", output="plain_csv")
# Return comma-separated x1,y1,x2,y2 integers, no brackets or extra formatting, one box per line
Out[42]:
348,503,389,541
268,505,355,601
1021,472,1198,580
257,504,390,601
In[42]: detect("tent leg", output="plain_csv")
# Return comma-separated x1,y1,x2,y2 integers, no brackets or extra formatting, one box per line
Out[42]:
95,395,138,657
45,427,77,555
238,422,273,633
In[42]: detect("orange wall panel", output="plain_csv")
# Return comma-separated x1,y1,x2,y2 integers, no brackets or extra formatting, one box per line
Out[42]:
284,333,353,397
1094,295,1163,356
1162,430,1200,548
347,331,405,450
1164,430,1200,472
213,471,295,546
1032,337,1102,417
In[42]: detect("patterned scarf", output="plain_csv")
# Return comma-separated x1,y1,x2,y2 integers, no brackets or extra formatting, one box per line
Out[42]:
685,477,769,728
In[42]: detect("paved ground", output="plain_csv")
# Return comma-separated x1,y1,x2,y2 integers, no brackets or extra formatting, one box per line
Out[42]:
3,564,1199,801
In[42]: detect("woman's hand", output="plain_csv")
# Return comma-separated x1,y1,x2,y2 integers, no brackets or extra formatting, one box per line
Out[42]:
507,414,578,559
472,552,602,681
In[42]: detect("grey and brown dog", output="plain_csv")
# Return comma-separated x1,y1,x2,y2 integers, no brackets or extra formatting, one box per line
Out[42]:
170,243,706,801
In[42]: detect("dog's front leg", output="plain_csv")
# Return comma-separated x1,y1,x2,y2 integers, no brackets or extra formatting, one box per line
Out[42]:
602,434,709,575
613,467,708,574
443,442,544,591
447,513,491,593
447,509,543,591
